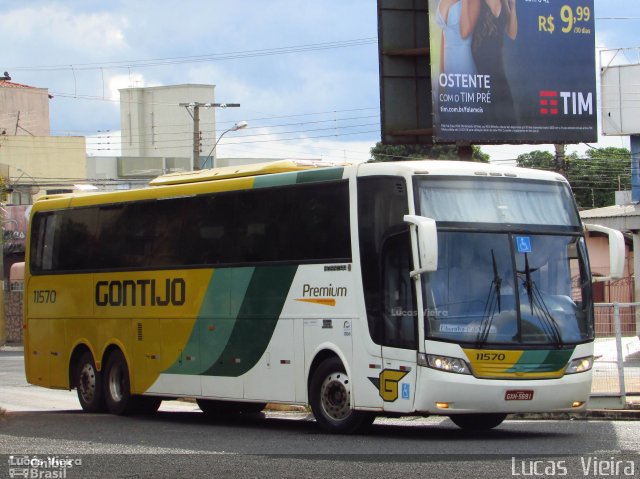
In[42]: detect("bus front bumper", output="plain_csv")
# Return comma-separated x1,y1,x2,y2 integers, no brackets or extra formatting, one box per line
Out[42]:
414,367,592,415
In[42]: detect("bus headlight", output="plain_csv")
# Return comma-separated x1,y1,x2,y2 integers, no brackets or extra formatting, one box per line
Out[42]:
565,356,593,374
426,354,471,375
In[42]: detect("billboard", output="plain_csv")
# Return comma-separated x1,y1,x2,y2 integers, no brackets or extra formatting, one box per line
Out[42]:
601,63,640,136
378,0,433,145
428,0,597,143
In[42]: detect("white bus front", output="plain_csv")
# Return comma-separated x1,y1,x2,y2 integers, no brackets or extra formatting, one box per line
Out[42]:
407,173,604,429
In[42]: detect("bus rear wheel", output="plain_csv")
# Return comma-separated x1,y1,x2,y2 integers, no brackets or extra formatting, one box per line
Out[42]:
309,357,374,434
103,350,161,415
75,351,106,413
449,413,507,430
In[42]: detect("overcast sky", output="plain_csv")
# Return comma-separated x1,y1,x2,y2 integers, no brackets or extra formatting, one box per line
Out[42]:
1,0,638,164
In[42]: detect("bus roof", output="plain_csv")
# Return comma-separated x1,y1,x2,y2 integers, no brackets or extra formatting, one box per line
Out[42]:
30,160,569,213
356,160,570,183
149,160,350,186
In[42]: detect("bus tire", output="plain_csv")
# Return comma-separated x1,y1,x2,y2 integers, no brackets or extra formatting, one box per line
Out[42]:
449,413,507,430
103,349,136,415
309,357,375,434
75,351,106,413
132,396,163,415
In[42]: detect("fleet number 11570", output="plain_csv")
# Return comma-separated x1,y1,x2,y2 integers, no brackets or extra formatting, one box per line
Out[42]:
476,353,506,361
33,289,57,304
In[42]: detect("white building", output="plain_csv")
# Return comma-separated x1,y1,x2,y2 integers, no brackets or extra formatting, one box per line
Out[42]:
120,84,217,167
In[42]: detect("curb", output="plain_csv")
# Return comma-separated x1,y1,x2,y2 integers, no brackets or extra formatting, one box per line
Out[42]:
511,404,640,421
511,411,640,421
0,344,24,352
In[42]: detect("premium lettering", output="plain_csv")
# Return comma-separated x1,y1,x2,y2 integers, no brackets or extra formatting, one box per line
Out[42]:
302,283,347,298
95,278,186,307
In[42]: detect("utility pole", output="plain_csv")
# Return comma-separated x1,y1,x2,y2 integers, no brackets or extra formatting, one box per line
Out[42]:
192,105,200,170
180,102,240,170
554,143,566,176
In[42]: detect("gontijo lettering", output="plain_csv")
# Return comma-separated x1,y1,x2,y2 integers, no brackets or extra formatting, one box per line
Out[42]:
95,278,186,306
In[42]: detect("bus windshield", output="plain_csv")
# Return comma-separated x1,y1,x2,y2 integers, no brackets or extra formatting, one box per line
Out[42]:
415,177,592,346
421,232,593,345
416,176,581,227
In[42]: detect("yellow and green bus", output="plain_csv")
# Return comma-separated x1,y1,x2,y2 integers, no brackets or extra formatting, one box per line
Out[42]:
24,159,623,433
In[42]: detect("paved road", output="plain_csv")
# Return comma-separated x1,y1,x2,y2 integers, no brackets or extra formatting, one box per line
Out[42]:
1,409,639,478
1,350,639,478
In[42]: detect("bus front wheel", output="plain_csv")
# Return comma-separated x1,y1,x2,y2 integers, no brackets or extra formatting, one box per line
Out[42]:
75,351,106,413
309,357,374,434
449,413,507,430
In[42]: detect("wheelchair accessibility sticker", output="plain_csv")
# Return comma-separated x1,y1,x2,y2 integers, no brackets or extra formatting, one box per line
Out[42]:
516,236,532,253
401,383,410,400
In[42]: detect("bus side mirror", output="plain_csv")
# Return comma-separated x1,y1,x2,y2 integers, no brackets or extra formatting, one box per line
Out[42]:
404,215,438,277
584,223,625,282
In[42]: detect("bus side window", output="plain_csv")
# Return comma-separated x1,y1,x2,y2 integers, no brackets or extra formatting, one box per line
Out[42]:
358,177,415,349
30,213,57,273
56,209,97,271
382,230,417,349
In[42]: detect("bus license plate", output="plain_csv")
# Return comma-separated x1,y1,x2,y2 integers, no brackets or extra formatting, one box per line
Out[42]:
505,390,534,401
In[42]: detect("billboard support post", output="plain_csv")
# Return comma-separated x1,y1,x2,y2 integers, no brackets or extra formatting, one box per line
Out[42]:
631,136,640,203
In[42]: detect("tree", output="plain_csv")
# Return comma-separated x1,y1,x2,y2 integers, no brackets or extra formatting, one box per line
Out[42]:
369,142,489,163
516,147,631,209
515,150,555,170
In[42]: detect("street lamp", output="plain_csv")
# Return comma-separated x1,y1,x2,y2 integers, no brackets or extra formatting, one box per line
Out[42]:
202,121,248,169
12,168,41,203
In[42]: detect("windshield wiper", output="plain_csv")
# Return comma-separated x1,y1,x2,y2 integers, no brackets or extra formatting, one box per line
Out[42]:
476,250,502,345
521,253,564,347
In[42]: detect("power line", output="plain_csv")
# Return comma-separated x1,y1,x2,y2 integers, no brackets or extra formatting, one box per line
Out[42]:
8,38,378,72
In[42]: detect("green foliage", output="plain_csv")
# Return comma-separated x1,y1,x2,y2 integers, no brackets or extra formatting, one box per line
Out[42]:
516,147,632,209
369,142,489,163
515,150,556,170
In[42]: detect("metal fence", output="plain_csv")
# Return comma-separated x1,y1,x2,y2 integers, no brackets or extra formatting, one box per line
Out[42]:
592,303,640,404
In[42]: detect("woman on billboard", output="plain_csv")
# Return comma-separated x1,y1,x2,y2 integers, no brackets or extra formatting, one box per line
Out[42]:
436,0,481,75
472,0,519,125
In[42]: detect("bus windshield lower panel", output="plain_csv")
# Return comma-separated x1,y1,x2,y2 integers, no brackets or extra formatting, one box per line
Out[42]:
422,232,593,346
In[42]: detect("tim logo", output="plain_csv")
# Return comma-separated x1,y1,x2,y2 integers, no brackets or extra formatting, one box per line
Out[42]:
539,90,593,116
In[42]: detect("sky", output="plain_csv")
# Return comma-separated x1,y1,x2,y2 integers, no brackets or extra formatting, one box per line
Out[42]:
1,0,638,165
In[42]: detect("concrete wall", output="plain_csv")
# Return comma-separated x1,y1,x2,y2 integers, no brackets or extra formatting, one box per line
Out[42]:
0,136,87,195
4,289,23,343
0,85,50,137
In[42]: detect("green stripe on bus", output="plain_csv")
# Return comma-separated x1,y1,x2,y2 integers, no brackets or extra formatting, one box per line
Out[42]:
507,348,574,373
253,171,298,188
296,167,344,183
201,264,298,377
252,167,345,189
197,267,255,372
163,267,255,375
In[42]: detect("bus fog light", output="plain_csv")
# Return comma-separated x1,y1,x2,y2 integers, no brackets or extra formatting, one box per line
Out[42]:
436,402,450,409
572,401,585,408
565,356,593,374
426,355,471,375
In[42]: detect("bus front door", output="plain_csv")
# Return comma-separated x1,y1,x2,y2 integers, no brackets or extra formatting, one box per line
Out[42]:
379,231,417,414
